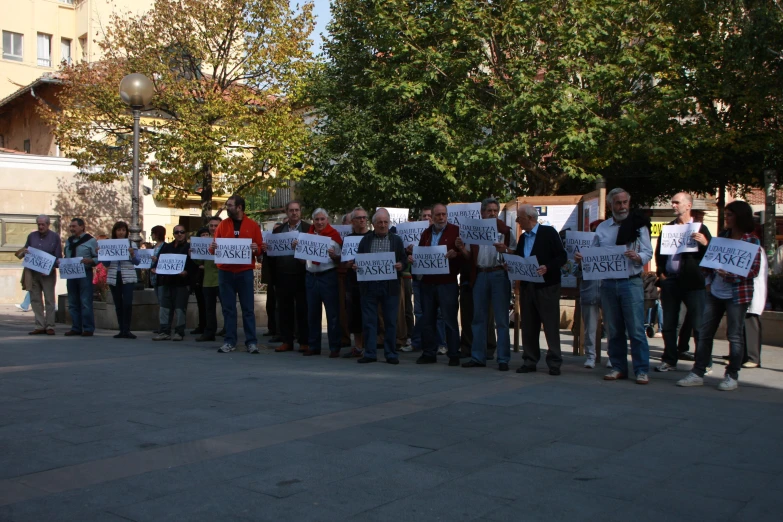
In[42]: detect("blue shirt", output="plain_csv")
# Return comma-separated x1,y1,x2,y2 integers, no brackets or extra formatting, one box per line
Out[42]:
523,223,539,258
430,226,445,246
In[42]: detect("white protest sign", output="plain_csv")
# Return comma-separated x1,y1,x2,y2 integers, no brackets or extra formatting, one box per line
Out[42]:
700,237,760,277
579,246,630,280
265,231,298,257
460,217,499,246
411,245,450,275
504,254,545,283
57,257,86,279
447,203,481,225
660,223,702,255
395,221,429,248
23,247,56,275
134,249,153,269
340,236,363,262
565,231,595,260
294,233,332,263
215,238,252,265
355,252,398,282
262,230,272,243
97,239,130,262
189,237,214,261
380,207,409,226
156,254,187,275
333,225,353,241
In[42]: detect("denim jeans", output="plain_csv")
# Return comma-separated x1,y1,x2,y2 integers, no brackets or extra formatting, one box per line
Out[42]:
600,277,649,375
67,272,94,333
159,286,189,336
110,275,135,334
202,286,220,337
582,303,600,361
693,293,748,380
361,282,399,361
412,279,445,348
420,282,460,358
470,270,511,364
306,270,341,352
218,269,256,346
660,278,706,365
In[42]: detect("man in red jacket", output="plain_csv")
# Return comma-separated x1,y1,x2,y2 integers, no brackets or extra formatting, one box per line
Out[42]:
210,195,264,354
415,203,469,366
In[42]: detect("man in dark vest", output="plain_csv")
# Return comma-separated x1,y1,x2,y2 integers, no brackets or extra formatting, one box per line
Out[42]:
63,218,98,336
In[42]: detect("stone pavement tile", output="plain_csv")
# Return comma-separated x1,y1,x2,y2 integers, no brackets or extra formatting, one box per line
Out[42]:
108,482,273,522
299,425,411,451
559,461,667,502
406,441,505,472
216,441,343,472
346,488,512,522
120,458,261,496
349,440,434,461
481,425,558,457
0,480,157,522
446,462,571,501
481,490,614,522
666,462,777,502
509,441,616,472
0,440,123,481
0,420,73,441
699,432,783,474
602,412,684,433
557,424,655,451
601,433,721,472
732,475,783,522
332,460,465,495
49,420,163,445
211,411,292,432
111,422,236,449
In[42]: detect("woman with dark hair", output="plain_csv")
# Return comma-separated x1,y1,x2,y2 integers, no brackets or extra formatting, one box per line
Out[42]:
100,221,141,339
678,200,761,391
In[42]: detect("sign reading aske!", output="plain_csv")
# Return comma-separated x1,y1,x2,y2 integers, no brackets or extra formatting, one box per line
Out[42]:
355,252,398,281
395,221,429,248
58,257,86,279
340,236,363,262
504,254,544,283
97,239,130,262
332,225,353,241
579,246,629,280
411,245,449,275
699,237,760,277
294,233,332,263
447,203,481,225
189,237,214,261
156,254,187,275
659,223,701,255
460,217,498,247
265,231,298,257
215,238,252,265
565,231,595,260
380,207,409,226
134,249,153,269
23,247,56,275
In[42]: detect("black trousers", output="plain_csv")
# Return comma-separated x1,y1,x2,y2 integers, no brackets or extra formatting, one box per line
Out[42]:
266,281,278,334
194,284,206,330
276,273,308,345
744,313,762,365
520,283,562,369
203,286,220,337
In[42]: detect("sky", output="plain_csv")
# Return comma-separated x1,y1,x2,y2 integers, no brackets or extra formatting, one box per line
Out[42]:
310,0,332,55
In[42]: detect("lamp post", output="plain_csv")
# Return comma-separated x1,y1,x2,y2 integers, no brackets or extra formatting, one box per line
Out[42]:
119,73,154,247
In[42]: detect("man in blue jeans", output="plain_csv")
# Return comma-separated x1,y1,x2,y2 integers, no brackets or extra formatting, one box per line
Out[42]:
407,207,445,352
63,218,98,337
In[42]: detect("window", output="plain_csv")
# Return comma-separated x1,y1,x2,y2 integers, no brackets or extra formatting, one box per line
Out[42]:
0,215,60,263
37,33,52,67
61,38,71,64
79,35,87,60
60,0,75,4
2,31,23,62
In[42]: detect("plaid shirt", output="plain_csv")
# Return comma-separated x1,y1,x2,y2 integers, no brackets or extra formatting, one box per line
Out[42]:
370,233,391,253
705,232,761,305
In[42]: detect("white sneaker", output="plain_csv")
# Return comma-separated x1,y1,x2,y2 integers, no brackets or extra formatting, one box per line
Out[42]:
636,372,650,385
705,366,713,376
655,362,677,372
676,372,704,387
405,338,412,347
247,344,259,354
605,358,613,368
152,332,171,341
717,375,738,391
584,359,595,369
437,345,447,355
217,343,236,353
399,345,413,352
15,304,29,312
172,333,184,341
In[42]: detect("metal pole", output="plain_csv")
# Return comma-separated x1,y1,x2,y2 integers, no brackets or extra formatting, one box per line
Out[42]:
129,108,142,248
764,168,777,263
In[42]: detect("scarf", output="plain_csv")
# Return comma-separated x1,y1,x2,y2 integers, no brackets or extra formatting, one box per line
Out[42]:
615,210,651,246
67,233,94,258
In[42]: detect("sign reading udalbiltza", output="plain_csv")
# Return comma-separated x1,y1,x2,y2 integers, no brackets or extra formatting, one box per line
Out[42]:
294,233,332,263
579,246,630,281
215,238,252,265
156,254,187,275
699,237,760,277
23,247,56,275
411,245,449,275
459,217,498,247
355,252,398,281
97,239,130,262
265,231,298,257
504,254,544,283
58,257,86,279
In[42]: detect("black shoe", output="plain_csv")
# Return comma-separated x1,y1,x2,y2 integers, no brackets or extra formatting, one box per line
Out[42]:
152,329,160,334
217,328,226,336
386,358,400,365
516,366,536,374
263,330,277,337
416,355,437,364
357,357,377,364
113,333,126,339
462,360,486,368
190,328,204,335
499,363,509,371
549,367,561,376
448,357,460,367
126,332,137,339
679,352,695,361
196,335,216,342
269,335,283,343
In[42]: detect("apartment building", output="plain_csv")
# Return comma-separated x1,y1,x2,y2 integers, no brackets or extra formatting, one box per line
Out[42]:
0,0,153,100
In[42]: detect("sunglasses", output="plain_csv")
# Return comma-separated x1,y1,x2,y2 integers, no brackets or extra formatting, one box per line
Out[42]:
173,230,186,235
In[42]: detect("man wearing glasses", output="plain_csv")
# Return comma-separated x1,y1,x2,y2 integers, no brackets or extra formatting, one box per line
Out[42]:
152,224,197,341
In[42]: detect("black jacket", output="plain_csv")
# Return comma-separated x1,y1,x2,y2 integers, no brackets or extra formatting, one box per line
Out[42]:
356,232,408,296
153,240,197,287
653,220,711,291
514,224,568,287
269,221,311,277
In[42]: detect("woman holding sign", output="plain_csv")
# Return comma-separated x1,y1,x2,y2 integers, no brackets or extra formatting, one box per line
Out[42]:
677,201,761,392
99,221,141,338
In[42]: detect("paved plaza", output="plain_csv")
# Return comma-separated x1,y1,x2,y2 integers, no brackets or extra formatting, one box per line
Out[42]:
1,304,782,521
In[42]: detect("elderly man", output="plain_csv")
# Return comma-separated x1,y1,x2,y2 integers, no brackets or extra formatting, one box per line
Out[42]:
16,215,62,335
654,192,711,372
342,207,370,358
354,209,408,364
462,198,512,371
506,204,568,375
415,203,469,366
577,188,653,384
296,208,343,357
63,218,98,337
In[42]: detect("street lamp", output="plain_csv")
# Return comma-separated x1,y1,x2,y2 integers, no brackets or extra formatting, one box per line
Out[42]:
119,73,154,247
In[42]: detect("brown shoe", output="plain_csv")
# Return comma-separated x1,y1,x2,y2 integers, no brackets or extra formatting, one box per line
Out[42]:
64,330,81,336
81,332,94,337
45,328,55,335
302,349,321,356
275,343,294,352
298,344,309,353
329,351,341,359
29,329,46,335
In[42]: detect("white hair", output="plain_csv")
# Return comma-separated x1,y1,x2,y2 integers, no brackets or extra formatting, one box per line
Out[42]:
372,208,390,224
311,208,329,219
36,214,50,225
518,204,538,218
607,188,630,206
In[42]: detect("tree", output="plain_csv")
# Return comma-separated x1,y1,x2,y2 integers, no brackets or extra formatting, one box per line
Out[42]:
42,0,316,221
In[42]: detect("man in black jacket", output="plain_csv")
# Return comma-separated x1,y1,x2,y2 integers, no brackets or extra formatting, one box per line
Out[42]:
354,209,408,364
654,193,711,372
152,224,197,341
509,204,568,375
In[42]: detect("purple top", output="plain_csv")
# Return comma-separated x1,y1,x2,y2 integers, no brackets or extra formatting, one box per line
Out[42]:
24,230,63,268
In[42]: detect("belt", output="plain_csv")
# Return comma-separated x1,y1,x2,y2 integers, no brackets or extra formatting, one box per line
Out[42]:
308,268,336,276
477,266,504,273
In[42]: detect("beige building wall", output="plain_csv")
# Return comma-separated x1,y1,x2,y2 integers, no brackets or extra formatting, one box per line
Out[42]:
0,0,154,100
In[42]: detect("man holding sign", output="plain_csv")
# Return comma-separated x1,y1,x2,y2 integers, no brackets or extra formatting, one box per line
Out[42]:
152,224,197,341
211,195,264,353
16,215,62,335
653,193,711,372
577,188,653,384
63,218,98,337
353,209,408,364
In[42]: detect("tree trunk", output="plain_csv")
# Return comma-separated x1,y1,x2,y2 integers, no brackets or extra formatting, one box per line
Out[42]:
200,164,213,224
